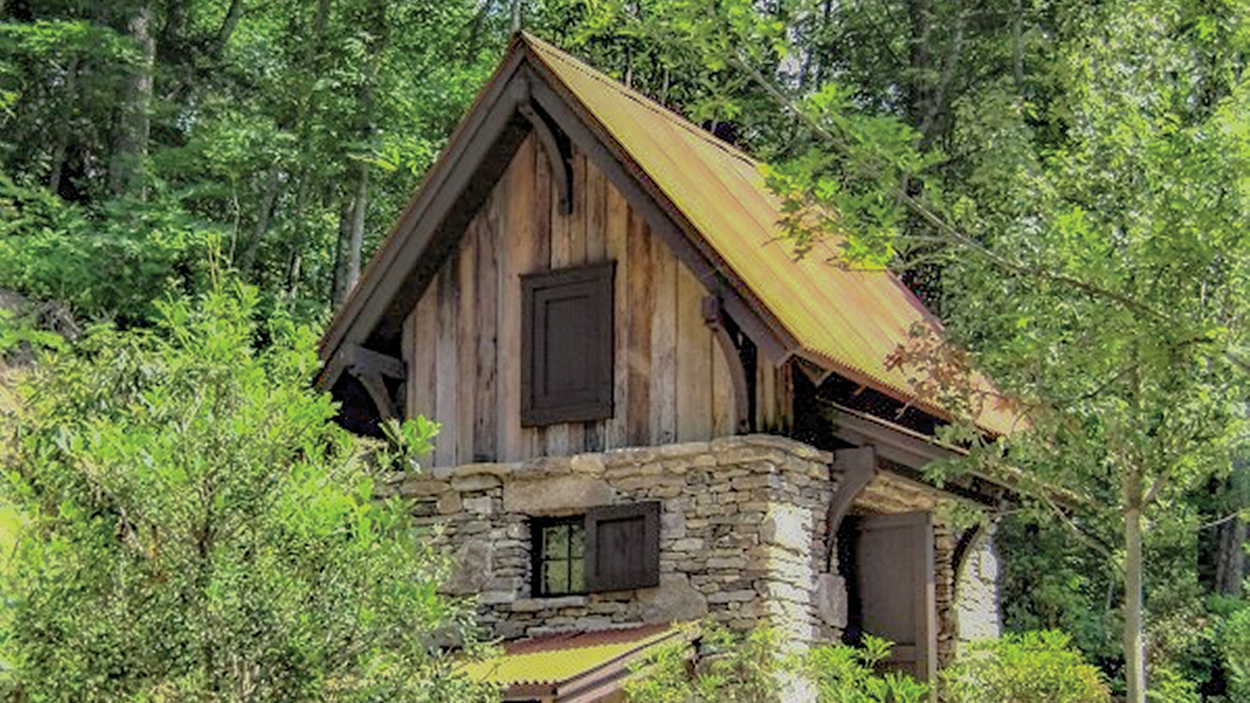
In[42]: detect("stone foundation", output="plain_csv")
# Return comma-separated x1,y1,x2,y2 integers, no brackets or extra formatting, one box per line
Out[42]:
386,434,1000,659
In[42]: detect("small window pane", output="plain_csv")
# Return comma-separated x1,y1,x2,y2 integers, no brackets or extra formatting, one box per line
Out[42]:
570,555,585,592
543,559,568,595
569,522,585,558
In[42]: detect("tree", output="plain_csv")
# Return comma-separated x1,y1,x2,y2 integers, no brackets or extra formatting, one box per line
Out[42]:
0,280,496,702
575,1,1248,701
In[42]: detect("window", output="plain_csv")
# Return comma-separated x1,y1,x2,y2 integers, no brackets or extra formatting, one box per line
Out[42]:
521,263,614,427
532,502,660,597
534,516,586,596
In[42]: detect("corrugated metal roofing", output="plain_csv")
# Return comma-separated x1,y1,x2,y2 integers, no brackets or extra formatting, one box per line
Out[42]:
463,623,679,687
522,34,1018,436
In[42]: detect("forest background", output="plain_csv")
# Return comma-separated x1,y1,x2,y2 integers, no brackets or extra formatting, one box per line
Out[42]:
0,0,1246,701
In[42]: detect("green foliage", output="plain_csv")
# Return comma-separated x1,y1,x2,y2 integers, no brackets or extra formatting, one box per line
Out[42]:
0,175,213,325
942,631,1111,703
0,282,495,702
624,625,929,703
799,636,930,703
1216,598,1250,700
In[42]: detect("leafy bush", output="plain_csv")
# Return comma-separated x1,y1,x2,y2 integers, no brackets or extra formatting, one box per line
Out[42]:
0,175,213,325
0,282,494,702
624,624,929,703
942,631,1110,703
1220,600,1250,700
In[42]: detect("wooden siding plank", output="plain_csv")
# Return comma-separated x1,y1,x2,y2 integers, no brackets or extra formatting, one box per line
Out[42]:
474,188,501,461
498,137,535,462
569,150,587,265
542,144,570,457
532,139,558,457
582,152,610,451
585,152,607,263
650,224,677,445
625,209,652,446
411,283,437,435
711,329,734,436
456,223,478,463
606,183,630,449
434,262,459,467
403,309,417,420
675,264,712,442
561,150,589,454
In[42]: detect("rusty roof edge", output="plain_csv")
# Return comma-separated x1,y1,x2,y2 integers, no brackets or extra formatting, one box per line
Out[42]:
316,38,532,374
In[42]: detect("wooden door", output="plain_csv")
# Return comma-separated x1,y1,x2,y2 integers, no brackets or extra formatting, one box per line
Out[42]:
853,511,937,681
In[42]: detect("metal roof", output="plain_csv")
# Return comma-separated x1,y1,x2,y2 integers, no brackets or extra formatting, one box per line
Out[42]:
463,623,680,688
521,34,1017,436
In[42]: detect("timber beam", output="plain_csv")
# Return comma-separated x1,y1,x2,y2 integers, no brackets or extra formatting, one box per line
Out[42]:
338,343,405,421
824,446,878,571
702,295,752,434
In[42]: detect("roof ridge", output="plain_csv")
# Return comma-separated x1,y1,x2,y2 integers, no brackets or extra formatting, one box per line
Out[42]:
519,32,761,169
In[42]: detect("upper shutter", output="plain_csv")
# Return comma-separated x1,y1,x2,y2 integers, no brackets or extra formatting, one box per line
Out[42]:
521,262,615,426
853,511,937,681
584,501,660,592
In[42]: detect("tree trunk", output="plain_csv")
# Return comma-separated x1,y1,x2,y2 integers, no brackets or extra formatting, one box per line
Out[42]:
345,163,368,295
1214,516,1247,594
49,54,80,196
110,2,155,199
332,196,352,307
238,164,282,276
1124,500,1146,703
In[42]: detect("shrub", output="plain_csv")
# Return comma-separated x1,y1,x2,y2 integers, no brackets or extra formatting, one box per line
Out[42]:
624,624,929,703
0,282,494,702
1221,602,1250,700
942,631,1110,703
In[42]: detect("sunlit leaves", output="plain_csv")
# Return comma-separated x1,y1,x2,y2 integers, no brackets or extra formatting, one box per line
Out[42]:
0,283,494,701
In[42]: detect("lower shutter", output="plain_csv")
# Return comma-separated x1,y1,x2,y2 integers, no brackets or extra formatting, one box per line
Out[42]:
584,502,660,592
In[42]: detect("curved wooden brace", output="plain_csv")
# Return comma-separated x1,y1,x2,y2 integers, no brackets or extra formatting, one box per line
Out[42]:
517,101,573,215
702,295,751,434
343,343,405,421
823,446,877,572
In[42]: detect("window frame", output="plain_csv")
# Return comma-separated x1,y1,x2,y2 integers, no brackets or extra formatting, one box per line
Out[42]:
531,515,588,597
530,501,661,597
520,262,615,427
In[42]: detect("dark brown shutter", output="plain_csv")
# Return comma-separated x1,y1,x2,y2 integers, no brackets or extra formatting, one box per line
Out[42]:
521,262,614,426
853,511,937,681
584,502,660,592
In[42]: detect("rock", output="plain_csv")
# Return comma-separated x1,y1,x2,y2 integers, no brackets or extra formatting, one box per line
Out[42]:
445,540,493,595
503,475,616,513
760,504,809,553
815,573,847,628
463,496,494,515
638,573,709,622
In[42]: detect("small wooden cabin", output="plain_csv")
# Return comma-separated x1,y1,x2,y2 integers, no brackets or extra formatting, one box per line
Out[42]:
318,32,1014,698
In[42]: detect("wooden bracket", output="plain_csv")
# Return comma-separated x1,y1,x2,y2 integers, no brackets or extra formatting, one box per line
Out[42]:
824,446,878,572
702,295,752,434
514,76,573,214
341,343,405,421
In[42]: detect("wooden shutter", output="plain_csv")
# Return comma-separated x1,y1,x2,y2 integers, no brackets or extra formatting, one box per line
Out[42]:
585,502,660,592
852,511,937,681
521,262,615,426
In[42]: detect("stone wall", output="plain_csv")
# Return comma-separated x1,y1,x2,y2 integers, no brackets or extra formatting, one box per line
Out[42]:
386,434,1001,660
390,435,839,645
954,527,1002,648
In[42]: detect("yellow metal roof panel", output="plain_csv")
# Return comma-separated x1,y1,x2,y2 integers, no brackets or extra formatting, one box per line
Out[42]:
523,34,1018,436
462,625,678,687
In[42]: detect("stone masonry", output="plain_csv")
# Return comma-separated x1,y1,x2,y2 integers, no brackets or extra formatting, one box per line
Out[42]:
385,434,1000,658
